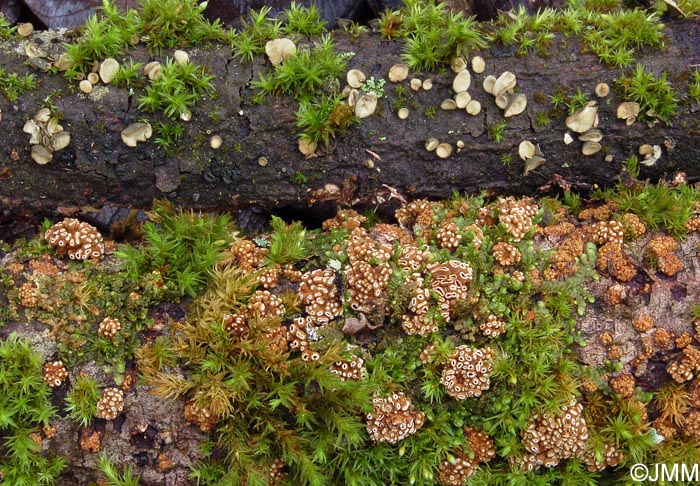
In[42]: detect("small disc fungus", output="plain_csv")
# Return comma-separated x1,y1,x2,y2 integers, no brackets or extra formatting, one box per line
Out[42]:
453,69,471,93
471,56,486,74
451,56,467,73
121,122,153,147
354,92,377,118
265,38,296,66
566,102,598,133
346,69,366,89
388,63,409,82
173,49,189,66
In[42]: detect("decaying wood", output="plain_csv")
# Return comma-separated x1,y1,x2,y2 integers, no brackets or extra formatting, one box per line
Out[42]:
0,19,699,228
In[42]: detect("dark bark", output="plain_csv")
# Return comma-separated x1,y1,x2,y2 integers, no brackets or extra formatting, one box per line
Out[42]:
0,19,699,232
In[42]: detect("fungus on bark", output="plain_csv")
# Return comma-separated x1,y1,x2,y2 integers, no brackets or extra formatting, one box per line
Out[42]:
42,360,68,388
44,218,105,261
428,260,473,322
96,387,124,420
440,345,495,399
298,268,342,324
519,398,589,470
98,317,121,339
365,392,425,444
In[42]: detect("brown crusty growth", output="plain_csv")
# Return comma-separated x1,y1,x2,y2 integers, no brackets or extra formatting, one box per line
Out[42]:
668,346,700,383
440,345,496,399
479,314,506,338
609,372,636,398
492,241,521,267
287,316,320,362
298,269,342,324
428,260,473,322
437,451,476,486
519,398,589,470
183,391,217,432
588,220,625,247
580,442,623,472
345,261,392,312
321,209,366,231
18,282,38,307
96,387,124,420
438,428,495,485
436,219,462,250
330,355,366,381
365,392,425,444
98,317,121,339
44,218,105,261
346,227,393,265
42,360,68,388
247,290,285,320
497,196,538,242
645,235,684,276
401,273,436,336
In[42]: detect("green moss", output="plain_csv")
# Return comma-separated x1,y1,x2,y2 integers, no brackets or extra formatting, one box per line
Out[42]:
64,0,225,74
115,200,236,297
0,333,66,485
252,34,351,97
489,6,557,56
64,8,134,75
64,375,101,427
282,1,326,36
154,121,185,155
397,0,486,72
615,64,677,123
138,58,214,120
111,59,145,90
138,0,225,52
689,70,700,105
0,67,37,102
0,12,16,39
584,8,665,67
565,87,590,115
489,120,508,144
99,452,141,486
230,6,281,63
534,110,551,126
595,180,700,237
266,216,309,265
296,94,356,146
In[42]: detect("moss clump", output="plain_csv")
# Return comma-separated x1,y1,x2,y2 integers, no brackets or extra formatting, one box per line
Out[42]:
384,0,486,72
63,375,101,427
295,94,355,146
66,0,225,73
689,70,700,105
583,8,665,67
137,0,225,52
595,180,700,237
489,6,557,56
138,59,215,120
0,333,66,485
0,67,37,102
615,64,678,123
0,12,15,39
115,200,236,298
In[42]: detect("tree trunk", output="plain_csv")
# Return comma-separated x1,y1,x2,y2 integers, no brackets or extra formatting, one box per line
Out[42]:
1,19,699,230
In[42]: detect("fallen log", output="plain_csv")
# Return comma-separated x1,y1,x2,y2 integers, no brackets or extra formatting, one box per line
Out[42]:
0,17,699,230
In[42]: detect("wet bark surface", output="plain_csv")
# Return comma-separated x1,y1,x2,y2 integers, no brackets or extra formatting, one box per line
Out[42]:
0,19,699,232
